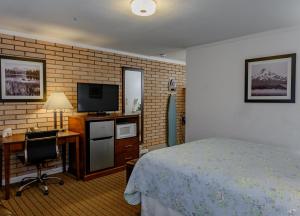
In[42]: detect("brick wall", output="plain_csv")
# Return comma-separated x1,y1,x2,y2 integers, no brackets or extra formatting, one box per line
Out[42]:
0,33,186,178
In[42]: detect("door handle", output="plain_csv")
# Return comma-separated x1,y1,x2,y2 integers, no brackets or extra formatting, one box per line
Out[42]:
91,136,113,141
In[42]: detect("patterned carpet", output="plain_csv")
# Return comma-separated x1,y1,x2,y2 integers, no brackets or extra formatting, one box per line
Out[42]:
1,171,140,216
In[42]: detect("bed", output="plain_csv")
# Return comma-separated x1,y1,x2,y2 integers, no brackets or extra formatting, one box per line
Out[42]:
124,138,300,216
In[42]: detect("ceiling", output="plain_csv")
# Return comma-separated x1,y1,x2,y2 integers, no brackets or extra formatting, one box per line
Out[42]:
1,0,300,62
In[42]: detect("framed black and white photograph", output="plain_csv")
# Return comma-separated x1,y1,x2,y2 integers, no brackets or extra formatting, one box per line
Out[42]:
0,56,46,102
245,53,296,103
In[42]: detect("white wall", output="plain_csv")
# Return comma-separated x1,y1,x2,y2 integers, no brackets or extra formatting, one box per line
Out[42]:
186,27,300,150
163,50,186,62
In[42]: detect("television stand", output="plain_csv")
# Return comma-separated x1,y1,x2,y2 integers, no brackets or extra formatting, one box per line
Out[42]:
96,112,110,116
68,113,140,181
88,112,109,116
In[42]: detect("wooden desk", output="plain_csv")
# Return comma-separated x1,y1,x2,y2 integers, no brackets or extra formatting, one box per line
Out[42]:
0,131,80,200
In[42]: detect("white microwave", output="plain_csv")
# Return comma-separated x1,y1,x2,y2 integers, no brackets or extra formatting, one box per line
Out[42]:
116,123,137,139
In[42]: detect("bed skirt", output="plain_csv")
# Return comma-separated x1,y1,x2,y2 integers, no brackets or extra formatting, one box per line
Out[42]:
141,195,182,216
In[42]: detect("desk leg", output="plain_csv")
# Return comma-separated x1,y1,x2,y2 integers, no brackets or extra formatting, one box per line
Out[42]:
62,144,66,173
4,144,10,200
0,148,2,188
75,136,80,180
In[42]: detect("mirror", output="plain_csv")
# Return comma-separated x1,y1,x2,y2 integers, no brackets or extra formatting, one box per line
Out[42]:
122,67,144,143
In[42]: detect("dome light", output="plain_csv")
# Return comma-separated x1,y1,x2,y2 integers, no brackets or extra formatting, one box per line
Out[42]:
131,0,157,17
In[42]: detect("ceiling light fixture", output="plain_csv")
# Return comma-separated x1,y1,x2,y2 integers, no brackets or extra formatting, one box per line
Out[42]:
131,0,157,17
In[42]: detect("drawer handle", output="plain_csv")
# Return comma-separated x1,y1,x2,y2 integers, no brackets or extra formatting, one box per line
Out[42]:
125,156,133,160
125,145,133,148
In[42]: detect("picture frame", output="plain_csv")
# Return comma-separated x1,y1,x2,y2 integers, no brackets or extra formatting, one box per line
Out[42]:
245,53,296,103
0,55,46,102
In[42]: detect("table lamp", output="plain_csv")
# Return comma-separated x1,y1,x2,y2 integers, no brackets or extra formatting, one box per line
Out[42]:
43,92,73,130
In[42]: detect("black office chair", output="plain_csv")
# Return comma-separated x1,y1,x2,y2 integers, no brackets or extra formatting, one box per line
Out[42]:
16,130,64,196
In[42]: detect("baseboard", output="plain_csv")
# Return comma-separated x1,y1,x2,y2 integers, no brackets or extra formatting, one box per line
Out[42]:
148,143,167,151
83,166,124,181
2,166,67,185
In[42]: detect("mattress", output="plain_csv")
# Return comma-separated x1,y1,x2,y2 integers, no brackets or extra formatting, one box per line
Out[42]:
124,138,300,216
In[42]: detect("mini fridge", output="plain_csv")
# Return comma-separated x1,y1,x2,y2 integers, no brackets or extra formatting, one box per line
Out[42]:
88,120,114,172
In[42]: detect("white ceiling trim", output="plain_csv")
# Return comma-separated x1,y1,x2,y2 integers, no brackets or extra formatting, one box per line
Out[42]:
0,28,186,65
187,25,300,51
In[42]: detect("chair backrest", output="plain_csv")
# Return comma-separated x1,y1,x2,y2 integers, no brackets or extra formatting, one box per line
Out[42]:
25,130,59,164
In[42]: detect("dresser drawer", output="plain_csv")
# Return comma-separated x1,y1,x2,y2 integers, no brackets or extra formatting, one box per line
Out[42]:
124,150,139,161
115,151,139,166
115,137,139,154
115,149,139,167
123,143,135,150
115,137,139,167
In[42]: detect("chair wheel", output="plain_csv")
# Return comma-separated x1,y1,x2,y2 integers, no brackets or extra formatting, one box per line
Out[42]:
43,191,49,196
16,191,22,197
41,174,47,179
59,180,64,185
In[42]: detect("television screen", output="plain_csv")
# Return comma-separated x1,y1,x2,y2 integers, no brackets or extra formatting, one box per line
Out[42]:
77,83,119,113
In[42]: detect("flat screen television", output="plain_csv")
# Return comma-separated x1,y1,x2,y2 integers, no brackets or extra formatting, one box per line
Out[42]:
77,83,119,113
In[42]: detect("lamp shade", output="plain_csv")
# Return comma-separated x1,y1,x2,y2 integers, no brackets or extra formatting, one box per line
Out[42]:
43,92,73,110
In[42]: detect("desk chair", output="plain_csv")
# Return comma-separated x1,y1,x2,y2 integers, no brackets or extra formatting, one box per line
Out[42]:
16,130,64,196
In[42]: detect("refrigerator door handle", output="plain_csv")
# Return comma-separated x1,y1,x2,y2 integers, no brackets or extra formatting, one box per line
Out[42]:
91,136,113,141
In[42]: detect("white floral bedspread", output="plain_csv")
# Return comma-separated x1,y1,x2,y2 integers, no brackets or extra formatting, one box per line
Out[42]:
124,138,300,216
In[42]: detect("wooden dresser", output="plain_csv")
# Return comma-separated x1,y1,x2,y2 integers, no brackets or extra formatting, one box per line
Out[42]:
68,114,140,180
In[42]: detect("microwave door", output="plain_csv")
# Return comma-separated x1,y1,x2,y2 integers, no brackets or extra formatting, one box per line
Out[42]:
119,126,131,138
117,124,137,139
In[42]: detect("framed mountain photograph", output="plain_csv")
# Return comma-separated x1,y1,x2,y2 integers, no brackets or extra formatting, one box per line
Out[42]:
0,56,46,102
245,54,296,103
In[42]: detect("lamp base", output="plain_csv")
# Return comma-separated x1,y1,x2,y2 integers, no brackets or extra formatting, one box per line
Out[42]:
53,111,58,129
58,128,66,132
53,111,66,132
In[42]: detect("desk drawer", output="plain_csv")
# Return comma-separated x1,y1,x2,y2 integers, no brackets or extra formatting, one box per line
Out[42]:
57,136,76,145
10,143,24,152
